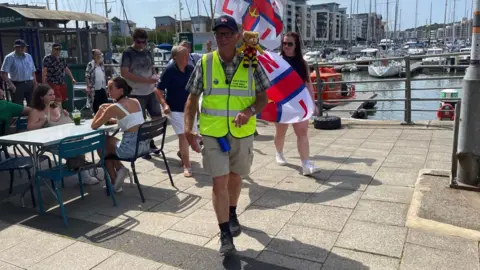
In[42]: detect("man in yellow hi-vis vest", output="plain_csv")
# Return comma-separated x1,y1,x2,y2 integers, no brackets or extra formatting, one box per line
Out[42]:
184,15,270,256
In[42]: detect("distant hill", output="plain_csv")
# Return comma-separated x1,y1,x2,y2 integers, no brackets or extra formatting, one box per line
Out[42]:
404,22,463,32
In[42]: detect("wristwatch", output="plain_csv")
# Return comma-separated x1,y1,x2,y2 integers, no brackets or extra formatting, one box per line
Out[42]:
249,106,256,114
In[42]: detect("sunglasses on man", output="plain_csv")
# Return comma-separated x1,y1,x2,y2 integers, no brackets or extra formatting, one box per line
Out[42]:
282,42,294,47
135,39,146,44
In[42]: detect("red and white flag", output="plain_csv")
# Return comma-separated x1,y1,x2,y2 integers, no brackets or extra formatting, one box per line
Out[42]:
256,52,314,123
216,0,286,50
216,0,315,123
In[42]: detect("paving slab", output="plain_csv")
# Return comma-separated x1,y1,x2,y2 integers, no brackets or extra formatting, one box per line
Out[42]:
400,243,479,270
288,204,352,232
395,140,431,148
309,186,363,209
130,211,182,235
30,242,115,270
253,189,311,212
0,232,75,268
240,206,295,235
325,174,373,191
170,209,219,238
373,168,419,187
149,192,210,218
322,247,400,270
0,224,40,252
362,185,414,204
360,141,395,150
336,220,408,258
274,176,322,192
390,146,429,155
256,250,322,270
266,224,338,263
93,252,163,270
351,199,409,226
0,260,22,270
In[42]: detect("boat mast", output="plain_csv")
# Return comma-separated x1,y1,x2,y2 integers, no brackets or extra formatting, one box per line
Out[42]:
452,0,456,42
350,0,353,45
394,0,399,42
179,0,183,32
429,1,432,42
368,0,372,43
386,0,389,40
374,0,377,43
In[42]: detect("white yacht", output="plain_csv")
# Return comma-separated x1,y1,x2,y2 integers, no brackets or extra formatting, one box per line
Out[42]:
356,48,379,65
459,47,471,65
303,51,322,65
422,47,445,65
368,59,402,78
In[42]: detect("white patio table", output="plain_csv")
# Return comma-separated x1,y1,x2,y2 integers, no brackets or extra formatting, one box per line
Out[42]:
0,119,118,207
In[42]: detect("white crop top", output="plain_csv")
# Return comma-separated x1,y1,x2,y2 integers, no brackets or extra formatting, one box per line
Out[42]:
115,103,145,131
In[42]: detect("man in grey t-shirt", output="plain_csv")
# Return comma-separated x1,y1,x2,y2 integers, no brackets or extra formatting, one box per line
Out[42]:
120,28,162,156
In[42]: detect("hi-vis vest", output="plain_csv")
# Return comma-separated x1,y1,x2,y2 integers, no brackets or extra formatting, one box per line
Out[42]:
199,51,256,138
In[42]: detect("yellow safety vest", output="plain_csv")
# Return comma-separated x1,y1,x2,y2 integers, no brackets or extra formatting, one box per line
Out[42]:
200,51,256,138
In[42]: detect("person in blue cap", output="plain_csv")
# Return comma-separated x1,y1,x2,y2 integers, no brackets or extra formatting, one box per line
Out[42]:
1,39,37,105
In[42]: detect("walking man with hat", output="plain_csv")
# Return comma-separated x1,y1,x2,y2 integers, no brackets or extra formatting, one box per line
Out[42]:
42,43,76,106
184,15,270,256
1,39,37,105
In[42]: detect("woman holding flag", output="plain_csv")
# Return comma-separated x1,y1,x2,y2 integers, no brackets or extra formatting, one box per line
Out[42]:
274,32,320,176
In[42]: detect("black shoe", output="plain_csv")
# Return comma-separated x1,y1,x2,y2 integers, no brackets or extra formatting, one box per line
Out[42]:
230,216,242,237
142,154,152,160
150,142,160,155
219,232,236,256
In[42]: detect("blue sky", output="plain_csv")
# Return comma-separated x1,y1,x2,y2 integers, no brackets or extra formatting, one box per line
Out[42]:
57,0,474,30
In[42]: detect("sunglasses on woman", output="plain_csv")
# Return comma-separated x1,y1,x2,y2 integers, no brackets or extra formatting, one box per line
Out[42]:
283,42,294,47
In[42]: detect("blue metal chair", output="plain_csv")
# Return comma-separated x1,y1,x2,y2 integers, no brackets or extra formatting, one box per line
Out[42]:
106,117,174,203
35,130,117,226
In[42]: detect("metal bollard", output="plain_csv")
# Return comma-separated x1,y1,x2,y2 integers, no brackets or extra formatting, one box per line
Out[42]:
456,0,480,187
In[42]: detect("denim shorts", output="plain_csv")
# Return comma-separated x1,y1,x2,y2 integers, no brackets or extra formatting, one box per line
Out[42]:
116,132,150,159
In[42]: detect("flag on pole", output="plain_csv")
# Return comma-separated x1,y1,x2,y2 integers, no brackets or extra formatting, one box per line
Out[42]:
215,0,315,123
216,0,286,50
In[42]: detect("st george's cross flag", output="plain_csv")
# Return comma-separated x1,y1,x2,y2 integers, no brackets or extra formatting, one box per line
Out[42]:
216,0,315,123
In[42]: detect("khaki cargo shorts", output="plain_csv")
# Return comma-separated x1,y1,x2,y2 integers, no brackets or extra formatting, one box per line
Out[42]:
201,134,254,178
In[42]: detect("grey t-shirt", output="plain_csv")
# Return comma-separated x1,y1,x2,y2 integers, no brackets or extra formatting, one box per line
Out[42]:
120,46,155,96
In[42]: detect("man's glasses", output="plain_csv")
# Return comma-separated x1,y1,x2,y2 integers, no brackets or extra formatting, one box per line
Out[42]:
214,32,234,39
282,42,294,47
135,39,146,44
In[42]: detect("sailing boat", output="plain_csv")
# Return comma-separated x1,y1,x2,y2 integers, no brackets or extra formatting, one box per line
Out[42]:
367,0,401,78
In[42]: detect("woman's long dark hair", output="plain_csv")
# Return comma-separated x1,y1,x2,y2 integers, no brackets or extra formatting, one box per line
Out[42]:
280,32,309,82
31,84,56,110
110,76,132,100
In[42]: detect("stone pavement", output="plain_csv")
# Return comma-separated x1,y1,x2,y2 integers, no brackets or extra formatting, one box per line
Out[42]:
0,119,478,270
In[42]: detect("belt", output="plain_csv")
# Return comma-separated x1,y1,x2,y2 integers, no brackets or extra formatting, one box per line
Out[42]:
12,80,33,84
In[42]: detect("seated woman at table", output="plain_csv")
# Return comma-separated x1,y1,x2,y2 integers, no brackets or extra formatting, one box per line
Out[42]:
27,84,99,185
91,76,150,192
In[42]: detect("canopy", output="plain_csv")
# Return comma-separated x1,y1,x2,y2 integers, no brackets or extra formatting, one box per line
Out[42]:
157,43,173,51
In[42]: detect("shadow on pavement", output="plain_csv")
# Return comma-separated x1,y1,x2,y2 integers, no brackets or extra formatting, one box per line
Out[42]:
0,203,368,270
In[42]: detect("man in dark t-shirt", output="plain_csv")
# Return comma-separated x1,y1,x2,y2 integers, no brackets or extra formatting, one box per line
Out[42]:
120,29,161,156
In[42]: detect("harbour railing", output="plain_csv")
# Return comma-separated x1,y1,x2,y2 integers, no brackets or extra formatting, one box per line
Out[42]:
104,51,468,124
311,52,469,124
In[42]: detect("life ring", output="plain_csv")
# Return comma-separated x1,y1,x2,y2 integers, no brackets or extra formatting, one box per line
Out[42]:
437,103,455,120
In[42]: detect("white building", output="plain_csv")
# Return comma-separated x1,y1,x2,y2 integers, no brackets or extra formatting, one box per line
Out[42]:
345,17,363,41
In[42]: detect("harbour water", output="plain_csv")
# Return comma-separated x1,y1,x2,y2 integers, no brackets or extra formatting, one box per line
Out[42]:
340,71,464,121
